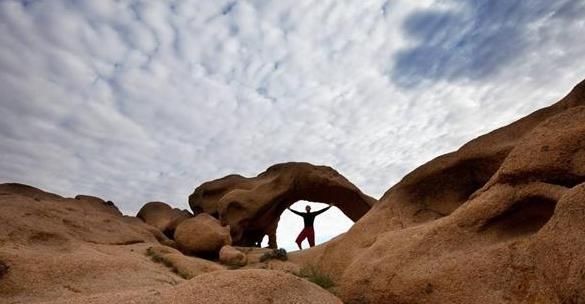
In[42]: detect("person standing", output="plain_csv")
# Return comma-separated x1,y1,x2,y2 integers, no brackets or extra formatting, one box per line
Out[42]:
288,204,332,249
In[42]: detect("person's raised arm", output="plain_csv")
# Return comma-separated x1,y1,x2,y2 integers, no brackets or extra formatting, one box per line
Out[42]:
313,205,332,215
288,207,303,216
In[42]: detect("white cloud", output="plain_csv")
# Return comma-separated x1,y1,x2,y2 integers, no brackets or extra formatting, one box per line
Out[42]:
1,0,584,247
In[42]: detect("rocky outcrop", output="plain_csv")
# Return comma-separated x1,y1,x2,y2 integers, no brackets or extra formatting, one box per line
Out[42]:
0,184,179,302
74,195,122,216
0,183,63,201
174,214,232,257
219,245,247,267
189,162,376,248
146,245,224,278
291,78,585,303
42,269,343,304
136,202,192,238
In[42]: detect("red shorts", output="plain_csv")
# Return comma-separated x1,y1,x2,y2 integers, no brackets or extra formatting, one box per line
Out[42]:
295,227,315,247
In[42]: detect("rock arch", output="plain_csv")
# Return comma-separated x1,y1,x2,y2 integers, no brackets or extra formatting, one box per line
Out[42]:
189,162,377,248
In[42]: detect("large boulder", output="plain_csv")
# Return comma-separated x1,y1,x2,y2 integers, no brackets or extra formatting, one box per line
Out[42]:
291,78,585,303
174,214,231,256
189,163,376,248
136,202,192,237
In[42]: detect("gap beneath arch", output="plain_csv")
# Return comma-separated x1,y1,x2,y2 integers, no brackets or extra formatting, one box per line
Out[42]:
261,200,354,251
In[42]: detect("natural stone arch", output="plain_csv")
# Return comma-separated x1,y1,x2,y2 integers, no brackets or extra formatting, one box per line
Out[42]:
189,162,377,248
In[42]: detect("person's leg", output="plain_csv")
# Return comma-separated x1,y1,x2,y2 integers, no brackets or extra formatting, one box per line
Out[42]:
295,228,307,250
268,232,277,249
307,227,315,247
267,221,278,249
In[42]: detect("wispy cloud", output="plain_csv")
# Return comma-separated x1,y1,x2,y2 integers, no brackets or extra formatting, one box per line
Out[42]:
393,0,585,87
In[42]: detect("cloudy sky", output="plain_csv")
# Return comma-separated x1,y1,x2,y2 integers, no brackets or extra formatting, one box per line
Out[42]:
1,0,585,249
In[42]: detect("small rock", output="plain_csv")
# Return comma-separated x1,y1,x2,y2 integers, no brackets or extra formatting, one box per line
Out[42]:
219,245,247,267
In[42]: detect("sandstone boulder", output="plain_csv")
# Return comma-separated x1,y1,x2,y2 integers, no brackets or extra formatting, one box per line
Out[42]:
189,162,376,248
136,202,192,237
164,209,192,238
136,201,173,231
219,245,247,267
174,214,231,256
291,78,585,304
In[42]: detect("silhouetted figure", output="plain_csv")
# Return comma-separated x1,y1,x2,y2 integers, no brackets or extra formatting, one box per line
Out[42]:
288,204,332,249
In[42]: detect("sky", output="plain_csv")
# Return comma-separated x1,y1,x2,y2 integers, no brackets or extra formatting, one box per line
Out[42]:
1,0,585,250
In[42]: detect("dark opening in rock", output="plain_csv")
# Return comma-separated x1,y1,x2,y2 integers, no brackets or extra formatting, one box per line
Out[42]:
0,261,9,279
480,196,557,240
405,153,508,223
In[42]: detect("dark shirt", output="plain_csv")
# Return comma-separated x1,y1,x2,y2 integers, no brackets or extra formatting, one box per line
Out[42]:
289,206,331,228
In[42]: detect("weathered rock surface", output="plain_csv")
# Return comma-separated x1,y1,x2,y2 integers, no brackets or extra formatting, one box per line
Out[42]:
291,78,585,303
0,260,8,279
147,245,224,278
136,201,192,238
174,213,232,256
219,245,247,267
189,162,377,247
0,184,181,303
74,195,122,216
44,269,343,304
234,246,275,264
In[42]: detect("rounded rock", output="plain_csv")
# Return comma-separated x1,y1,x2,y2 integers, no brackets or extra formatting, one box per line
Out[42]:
174,214,231,256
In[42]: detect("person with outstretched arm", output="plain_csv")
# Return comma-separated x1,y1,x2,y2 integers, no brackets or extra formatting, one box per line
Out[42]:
288,204,332,249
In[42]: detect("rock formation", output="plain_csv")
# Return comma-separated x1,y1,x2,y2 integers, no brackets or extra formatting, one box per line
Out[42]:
146,245,225,278
173,213,232,257
291,78,585,303
3,79,585,304
189,162,377,247
0,183,175,302
0,260,8,280
41,269,342,304
74,195,122,216
219,245,247,267
136,201,192,238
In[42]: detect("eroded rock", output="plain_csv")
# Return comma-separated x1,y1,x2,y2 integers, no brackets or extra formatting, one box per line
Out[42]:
174,214,231,257
291,78,585,304
0,260,8,279
189,162,376,247
147,245,224,279
43,269,343,304
75,195,122,216
136,202,192,238
0,184,178,302
219,245,247,267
